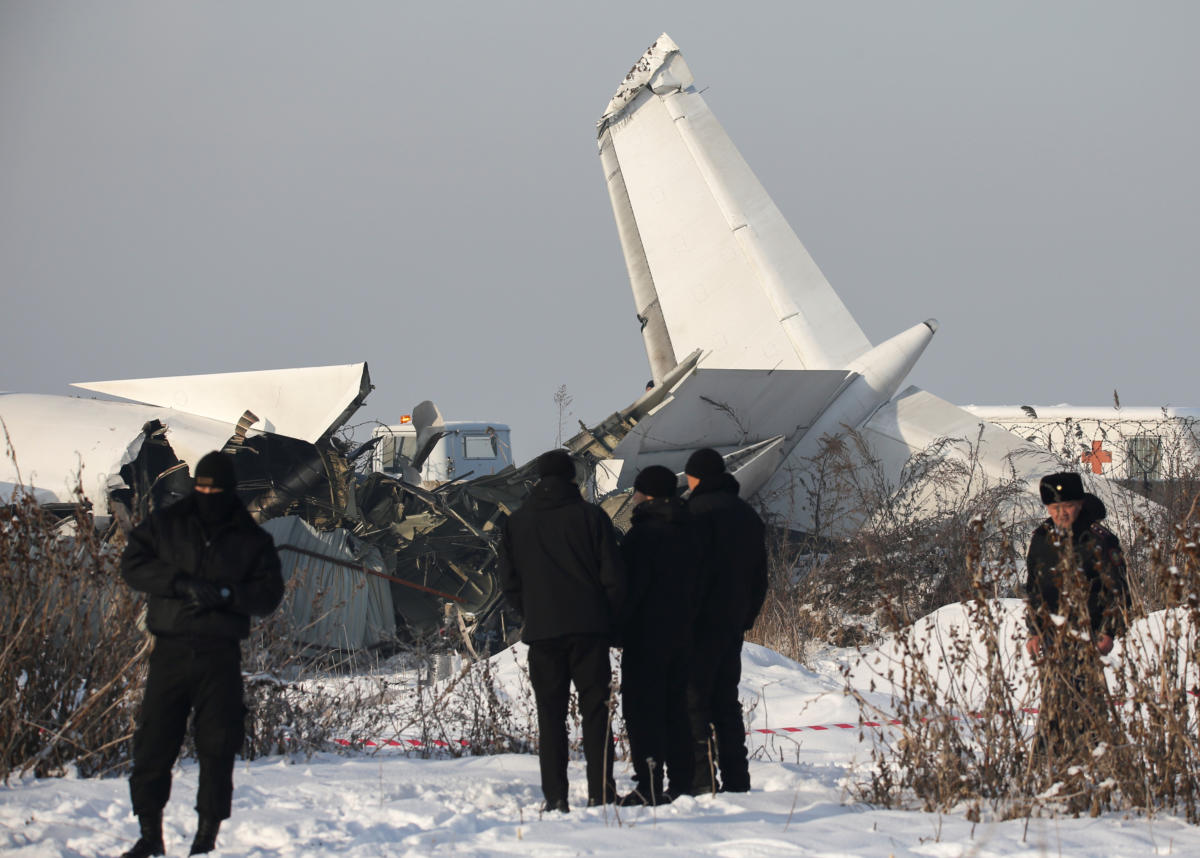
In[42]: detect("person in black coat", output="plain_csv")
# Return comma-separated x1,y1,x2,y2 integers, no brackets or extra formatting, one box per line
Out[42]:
616,465,699,805
1025,472,1130,655
119,452,284,858
683,448,768,795
1024,471,1130,767
497,450,626,812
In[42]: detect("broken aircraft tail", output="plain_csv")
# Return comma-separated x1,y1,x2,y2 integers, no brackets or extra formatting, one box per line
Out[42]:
575,34,1156,537
598,34,872,380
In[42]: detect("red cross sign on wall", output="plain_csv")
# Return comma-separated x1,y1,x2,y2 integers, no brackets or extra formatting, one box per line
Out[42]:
1081,440,1112,474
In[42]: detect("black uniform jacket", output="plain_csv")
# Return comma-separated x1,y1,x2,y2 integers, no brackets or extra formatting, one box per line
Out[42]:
1025,493,1130,639
688,473,768,633
619,496,700,652
121,494,285,641
497,475,626,643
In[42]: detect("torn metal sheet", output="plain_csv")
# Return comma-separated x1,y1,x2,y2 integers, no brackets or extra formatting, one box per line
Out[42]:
565,349,701,461
261,516,395,650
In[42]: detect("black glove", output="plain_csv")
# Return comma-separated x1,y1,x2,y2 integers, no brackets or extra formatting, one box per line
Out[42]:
174,576,229,611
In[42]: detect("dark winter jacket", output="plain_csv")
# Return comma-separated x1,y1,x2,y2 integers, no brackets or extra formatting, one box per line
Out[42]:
497,476,626,643
121,493,285,641
688,473,768,634
1025,493,1130,639
618,496,701,652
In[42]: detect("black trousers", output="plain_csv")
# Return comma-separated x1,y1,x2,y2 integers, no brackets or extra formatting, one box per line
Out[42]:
527,635,616,805
129,637,245,820
687,628,749,792
621,642,691,797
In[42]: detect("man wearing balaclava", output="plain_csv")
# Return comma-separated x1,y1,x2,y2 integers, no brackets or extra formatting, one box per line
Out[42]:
683,447,767,795
119,451,283,857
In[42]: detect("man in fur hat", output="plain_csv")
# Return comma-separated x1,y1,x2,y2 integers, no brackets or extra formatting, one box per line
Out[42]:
1024,471,1130,772
119,451,284,857
1025,471,1129,658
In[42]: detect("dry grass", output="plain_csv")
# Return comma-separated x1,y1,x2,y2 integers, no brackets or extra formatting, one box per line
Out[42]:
0,490,146,779
844,514,1200,821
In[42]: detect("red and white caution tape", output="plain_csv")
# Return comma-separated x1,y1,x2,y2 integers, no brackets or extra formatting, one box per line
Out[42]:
328,719,910,749
333,737,473,749
325,690,1199,749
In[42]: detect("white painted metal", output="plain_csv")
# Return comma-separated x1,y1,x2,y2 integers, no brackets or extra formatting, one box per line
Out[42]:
72,363,370,443
372,420,514,486
609,367,850,470
0,393,240,513
596,36,1171,535
961,404,1200,482
598,34,872,374
1,363,371,517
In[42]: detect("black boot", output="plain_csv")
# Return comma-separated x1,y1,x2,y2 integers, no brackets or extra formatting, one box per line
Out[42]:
689,740,719,796
121,813,164,858
188,815,221,855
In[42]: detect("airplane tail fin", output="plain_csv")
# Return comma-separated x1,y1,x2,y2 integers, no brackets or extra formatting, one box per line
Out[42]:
598,35,872,379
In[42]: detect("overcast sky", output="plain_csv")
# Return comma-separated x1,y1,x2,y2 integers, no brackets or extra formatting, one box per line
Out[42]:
2,2,1197,463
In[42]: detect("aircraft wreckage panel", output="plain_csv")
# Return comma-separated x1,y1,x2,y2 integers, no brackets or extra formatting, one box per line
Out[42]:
610,367,851,457
0,393,242,513
262,516,396,650
72,363,371,443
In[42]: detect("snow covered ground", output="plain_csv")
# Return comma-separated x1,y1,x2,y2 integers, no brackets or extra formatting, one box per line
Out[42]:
3,600,1199,857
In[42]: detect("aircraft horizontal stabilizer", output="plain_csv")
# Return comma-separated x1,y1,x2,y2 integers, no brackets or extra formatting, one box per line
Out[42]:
723,436,788,499
612,367,853,460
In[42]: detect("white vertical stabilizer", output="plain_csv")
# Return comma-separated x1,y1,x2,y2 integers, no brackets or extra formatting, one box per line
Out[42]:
598,35,872,376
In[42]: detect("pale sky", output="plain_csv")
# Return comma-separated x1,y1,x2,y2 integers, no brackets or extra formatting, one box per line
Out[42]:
2,2,1197,463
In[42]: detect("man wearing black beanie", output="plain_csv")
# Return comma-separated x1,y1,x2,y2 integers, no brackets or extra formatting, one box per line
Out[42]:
617,465,699,805
119,451,284,857
683,447,767,795
498,450,627,812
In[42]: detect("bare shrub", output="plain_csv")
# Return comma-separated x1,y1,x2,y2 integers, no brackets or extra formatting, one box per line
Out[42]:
847,512,1200,821
749,432,1029,663
0,466,541,780
0,489,147,780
